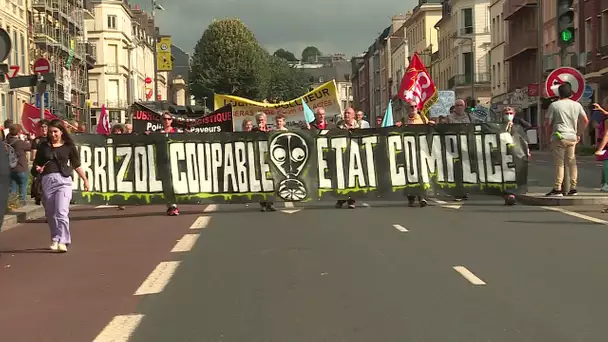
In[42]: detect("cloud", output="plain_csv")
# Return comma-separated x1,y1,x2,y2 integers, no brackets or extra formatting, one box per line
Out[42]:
131,0,417,57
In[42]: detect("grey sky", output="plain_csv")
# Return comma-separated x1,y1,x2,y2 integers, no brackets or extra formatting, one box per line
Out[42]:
133,0,417,58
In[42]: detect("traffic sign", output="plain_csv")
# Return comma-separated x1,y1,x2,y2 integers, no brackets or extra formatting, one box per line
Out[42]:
35,92,49,108
33,57,50,73
0,28,11,62
583,84,593,99
545,66,586,102
6,65,19,79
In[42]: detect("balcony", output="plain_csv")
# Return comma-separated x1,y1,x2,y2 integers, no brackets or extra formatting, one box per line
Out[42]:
84,42,97,68
448,73,491,89
431,51,440,63
503,0,537,20
504,32,537,61
106,100,129,109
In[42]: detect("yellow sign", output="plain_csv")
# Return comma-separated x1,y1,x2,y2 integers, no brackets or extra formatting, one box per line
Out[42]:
214,80,341,131
156,36,172,71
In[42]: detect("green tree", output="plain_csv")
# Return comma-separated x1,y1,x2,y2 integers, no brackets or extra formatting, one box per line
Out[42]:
301,46,322,63
190,18,270,102
267,55,310,101
273,48,297,61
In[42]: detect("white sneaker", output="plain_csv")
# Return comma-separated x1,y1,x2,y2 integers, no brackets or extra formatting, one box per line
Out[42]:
57,244,68,253
49,241,59,251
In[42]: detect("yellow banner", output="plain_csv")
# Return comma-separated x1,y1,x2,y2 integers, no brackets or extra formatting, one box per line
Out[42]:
214,80,341,131
156,37,172,71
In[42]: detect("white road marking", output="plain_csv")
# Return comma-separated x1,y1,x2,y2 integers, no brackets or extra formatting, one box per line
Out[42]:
431,199,463,210
453,266,486,285
542,206,608,224
189,216,211,229
362,203,370,207
95,205,118,208
203,204,217,212
281,209,301,214
93,314,144,342
134,261,181,296
392,224,408,232
171,234,200,253
284,202,294,208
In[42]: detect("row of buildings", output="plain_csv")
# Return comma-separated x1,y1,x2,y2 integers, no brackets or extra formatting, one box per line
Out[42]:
0,0,190,129
351,0,607,129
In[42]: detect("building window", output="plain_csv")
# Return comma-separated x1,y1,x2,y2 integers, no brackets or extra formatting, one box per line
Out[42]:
497,63,501,88
602,12,608,48
0,93,5,124
462,8,473,34
12,30,17,65
492,64,496,89
463,52,473,82
585,18,592,53
107,15,117,30
20,33,25,72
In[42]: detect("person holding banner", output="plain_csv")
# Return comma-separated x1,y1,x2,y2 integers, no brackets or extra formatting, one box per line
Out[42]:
404,101,434,207
33,119,90,252
242,118,253,131
310,108,329,130
335,108,360,209
253,112,276,212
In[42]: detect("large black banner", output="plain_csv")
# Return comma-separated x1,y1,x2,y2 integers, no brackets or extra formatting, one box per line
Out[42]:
70,124,528,205
131,103,234,133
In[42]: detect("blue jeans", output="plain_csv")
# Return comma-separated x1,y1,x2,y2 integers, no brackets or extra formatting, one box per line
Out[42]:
10,171,29,202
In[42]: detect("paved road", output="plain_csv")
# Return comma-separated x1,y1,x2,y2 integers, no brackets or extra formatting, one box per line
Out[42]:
529,151,601,189
2,198,608,341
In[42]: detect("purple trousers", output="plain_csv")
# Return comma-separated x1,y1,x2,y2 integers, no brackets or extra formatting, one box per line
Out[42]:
41,173,73,244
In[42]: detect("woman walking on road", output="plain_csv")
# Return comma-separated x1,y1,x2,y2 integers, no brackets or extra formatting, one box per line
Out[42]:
33,119,89,252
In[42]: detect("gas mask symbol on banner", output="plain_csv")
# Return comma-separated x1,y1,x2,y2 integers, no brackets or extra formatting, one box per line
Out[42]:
268,132,309,201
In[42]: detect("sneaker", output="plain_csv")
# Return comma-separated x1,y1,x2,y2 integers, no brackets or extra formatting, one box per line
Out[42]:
58,244,68,253
567,189,578,196
545,189,564,197
601,185,608,192
420,198,428,207
266,204,276,212
348,203,355,209
49,241,59,251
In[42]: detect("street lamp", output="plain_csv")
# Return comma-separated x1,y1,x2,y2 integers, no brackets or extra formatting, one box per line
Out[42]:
152,0,165,102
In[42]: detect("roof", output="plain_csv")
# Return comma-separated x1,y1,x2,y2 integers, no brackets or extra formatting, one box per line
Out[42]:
303,61,352,83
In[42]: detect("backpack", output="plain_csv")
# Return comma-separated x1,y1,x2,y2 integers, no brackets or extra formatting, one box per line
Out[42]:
5,141,18,168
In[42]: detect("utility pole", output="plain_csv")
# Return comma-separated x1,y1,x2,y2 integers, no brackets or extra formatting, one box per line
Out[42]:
536,0,544,150
151,0,165,102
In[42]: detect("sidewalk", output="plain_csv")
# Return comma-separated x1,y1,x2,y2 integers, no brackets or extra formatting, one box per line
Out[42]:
1,202,46,231
516,186,608,206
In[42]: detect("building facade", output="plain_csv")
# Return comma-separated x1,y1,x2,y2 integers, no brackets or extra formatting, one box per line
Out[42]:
0,0,32,124
436,0,492,103
579,0,606,102
30,0,95,121
405,0,442,66
389,16,410,120
350,55,367,115
489,0,507,105
85,1,168,125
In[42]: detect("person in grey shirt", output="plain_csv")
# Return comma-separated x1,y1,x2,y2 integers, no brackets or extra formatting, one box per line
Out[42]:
545,83,589,196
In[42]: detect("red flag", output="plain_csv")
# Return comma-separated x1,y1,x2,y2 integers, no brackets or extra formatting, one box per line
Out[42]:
398,53,438,117
96,104,110,135
21,103,79,133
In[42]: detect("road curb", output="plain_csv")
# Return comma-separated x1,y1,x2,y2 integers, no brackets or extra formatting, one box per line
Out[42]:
1,204,46,231
516,193,608,206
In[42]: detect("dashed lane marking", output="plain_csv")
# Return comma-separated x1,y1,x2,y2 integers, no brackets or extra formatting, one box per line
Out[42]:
171,234,200,253
453,266,486,285
284,202,295,208
189,216,211,229
95,205,119,209
203,204,217,213
542,206,608,225
362,203,370,208
134,261,181,296
93,314,144,342
393,224,408,232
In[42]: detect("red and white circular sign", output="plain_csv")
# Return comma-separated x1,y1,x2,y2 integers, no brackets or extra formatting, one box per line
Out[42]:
33,57,50,74
545,67,586,102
